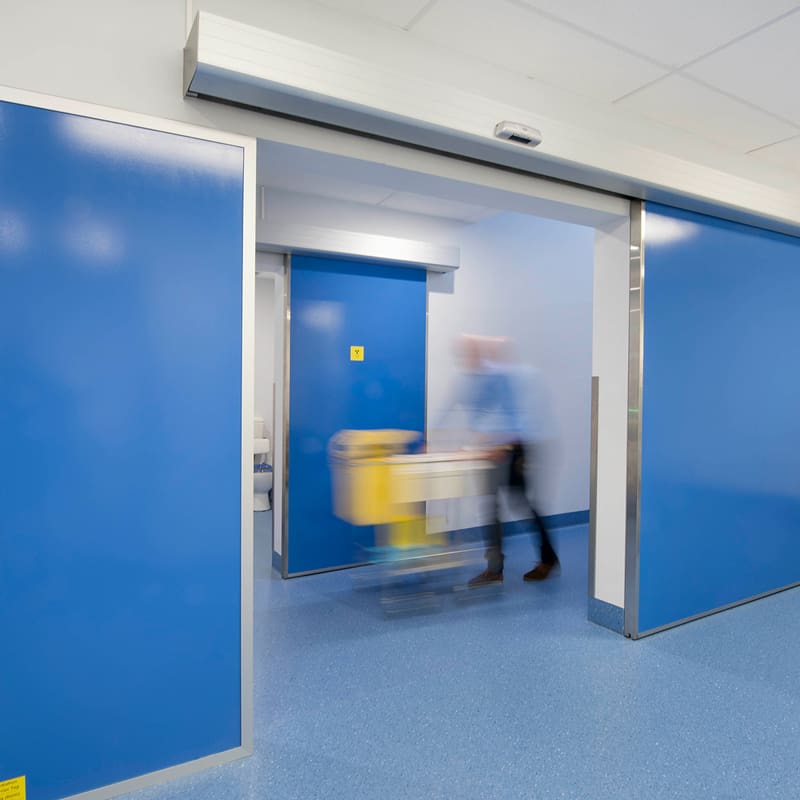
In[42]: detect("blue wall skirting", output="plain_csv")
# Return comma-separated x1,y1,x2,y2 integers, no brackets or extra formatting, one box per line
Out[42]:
464,510,589,543
542,509,589,529
588,598,624,634
272,549,282,574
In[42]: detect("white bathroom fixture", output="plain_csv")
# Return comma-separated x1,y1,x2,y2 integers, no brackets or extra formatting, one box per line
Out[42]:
254,416,272,511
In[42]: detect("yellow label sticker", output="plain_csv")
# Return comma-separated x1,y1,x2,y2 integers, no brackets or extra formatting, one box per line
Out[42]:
350,346,365,361
0,776,25,800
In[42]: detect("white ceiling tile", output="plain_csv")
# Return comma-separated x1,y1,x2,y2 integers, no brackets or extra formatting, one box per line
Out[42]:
380,191,498,222
616,75,799,153
687,11,800,124
517,0,799,68
411,0,666,102
748,135,800,173
311,0,433,28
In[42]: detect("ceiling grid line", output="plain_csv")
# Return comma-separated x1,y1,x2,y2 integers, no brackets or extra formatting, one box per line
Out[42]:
376,190,397,205
746,133,800,155
404,0,440,31
611,72,677,106
506,0,672,70
679,73,800,132
673,4,800,73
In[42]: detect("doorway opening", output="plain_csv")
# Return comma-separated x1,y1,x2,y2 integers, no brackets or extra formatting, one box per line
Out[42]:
241,129,632,797
252,137,628,616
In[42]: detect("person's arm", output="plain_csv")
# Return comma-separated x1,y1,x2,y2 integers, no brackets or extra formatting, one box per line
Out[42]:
488,370,521,444
472,371,520,459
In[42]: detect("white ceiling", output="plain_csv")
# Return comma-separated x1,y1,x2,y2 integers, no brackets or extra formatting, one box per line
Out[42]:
309,0,800,177
257,141,501,222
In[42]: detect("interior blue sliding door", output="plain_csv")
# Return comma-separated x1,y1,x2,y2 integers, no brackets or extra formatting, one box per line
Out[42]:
0,101,245,799
637,203,800,634
287,255,426,575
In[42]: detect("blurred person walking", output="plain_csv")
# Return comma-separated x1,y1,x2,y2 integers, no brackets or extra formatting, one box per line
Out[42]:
481,337,559,585
435,334,559,586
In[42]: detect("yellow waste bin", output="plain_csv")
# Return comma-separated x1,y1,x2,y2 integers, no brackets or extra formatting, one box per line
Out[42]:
328,429,421,526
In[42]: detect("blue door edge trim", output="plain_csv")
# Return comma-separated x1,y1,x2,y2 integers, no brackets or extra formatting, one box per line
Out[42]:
631,578,800,640
283,559,371,579
61,746,251,800
588,598,624,635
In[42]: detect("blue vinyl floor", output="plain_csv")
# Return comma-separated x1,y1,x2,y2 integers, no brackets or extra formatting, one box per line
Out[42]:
118,518,800,800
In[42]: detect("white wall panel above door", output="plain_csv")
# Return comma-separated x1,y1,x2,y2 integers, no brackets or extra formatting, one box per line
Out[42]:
262,172,394,206
378,191,498,223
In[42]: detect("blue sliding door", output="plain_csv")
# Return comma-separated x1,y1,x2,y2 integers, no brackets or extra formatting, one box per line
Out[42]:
286,255,426,575
0,101,246,799
636,203,800,634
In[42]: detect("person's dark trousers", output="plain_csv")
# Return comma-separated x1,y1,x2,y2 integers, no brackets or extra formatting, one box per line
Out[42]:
485,449,509,574
485,443,558,574
509,443,558,565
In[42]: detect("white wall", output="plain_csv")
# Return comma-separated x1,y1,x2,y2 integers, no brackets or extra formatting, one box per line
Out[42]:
255,251,284,553
428,212,594,523
254,275,275,448
591,220,631,608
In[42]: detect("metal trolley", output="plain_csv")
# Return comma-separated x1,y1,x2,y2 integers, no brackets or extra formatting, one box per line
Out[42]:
329,430,493,613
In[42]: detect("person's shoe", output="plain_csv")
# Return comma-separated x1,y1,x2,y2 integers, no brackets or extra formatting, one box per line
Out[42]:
468,568,504,588
523,562,560,581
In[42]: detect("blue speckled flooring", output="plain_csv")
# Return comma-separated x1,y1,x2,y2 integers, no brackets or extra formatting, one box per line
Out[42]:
118,519,800,800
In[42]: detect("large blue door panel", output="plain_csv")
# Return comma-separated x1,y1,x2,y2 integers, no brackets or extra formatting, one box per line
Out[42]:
287,255,426,575
0,102,244,799
638,203,800,633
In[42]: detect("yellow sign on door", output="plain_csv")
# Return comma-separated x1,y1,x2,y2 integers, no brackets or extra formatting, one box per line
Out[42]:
0,776,26,800
350,346,365,361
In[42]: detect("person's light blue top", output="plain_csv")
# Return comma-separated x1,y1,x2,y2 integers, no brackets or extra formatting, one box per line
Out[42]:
437,365,522,447
506,362,555,444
